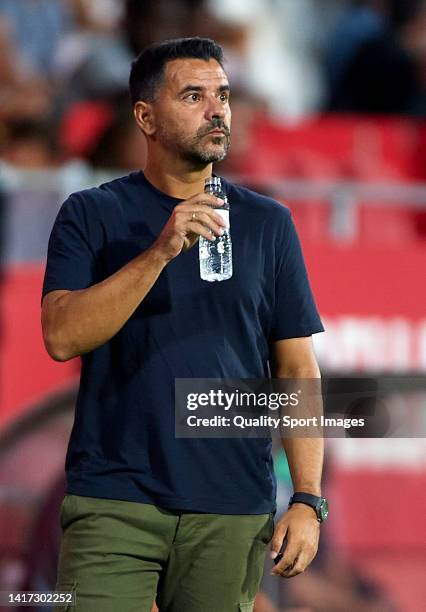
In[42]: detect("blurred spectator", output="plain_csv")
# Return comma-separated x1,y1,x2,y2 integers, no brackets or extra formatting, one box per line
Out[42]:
209,0,349,119
58,100,115,161
53,0,131,107
325,0,426,115
1,119,58,169
400,0,426,115
124,0,211,54
0,0,424,147
207,0,292,117
59,93,146,170
324,0,386,94
0,0,71,77
0,19,51,122
86,99,147,171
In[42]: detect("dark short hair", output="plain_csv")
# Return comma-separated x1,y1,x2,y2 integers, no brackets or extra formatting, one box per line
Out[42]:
129,37,225,105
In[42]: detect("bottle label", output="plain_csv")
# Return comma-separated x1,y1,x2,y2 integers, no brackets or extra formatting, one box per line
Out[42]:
215,209,229,228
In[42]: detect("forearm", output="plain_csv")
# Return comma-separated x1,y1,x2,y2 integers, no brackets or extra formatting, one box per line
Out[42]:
281,437,323,495
275,356,323,496
43,245,167,361
270,338,324,573
281,375,324,496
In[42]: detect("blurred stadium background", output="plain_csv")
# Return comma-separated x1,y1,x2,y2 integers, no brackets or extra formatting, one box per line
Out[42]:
0,1,425,611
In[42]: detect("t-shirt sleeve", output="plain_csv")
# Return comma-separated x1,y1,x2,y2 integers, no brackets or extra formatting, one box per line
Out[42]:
41,194,97,302
269,209,324,341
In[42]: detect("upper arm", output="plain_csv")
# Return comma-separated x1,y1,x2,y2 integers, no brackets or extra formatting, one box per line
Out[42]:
41,194,98,304
269,336,320,378
269,208,324,342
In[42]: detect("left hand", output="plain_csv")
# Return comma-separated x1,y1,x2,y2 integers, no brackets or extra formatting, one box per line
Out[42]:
270,503,320,578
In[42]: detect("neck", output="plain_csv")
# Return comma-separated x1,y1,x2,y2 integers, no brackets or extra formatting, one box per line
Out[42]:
143,147,213,200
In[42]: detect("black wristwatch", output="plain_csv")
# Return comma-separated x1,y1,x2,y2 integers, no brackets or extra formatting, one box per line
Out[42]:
288,492,329,522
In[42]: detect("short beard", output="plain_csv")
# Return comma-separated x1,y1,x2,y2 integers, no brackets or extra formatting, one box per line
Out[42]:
157,123,231,165
183,135,231,164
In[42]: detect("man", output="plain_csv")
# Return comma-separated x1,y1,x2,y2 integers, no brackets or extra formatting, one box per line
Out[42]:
41,38,326,612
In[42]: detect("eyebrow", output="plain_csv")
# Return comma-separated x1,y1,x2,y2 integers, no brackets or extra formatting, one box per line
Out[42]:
178,84,231,96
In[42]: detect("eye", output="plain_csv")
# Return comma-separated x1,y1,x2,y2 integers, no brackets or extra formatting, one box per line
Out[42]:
220,92,229,102
185,93,201,102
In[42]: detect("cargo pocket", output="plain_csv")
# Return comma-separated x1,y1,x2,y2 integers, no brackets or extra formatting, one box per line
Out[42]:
238,601,254,612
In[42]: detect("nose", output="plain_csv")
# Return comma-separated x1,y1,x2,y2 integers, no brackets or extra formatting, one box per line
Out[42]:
204,96,226,122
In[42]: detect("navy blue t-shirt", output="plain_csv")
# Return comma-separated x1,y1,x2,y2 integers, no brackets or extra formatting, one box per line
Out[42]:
42,172,324,514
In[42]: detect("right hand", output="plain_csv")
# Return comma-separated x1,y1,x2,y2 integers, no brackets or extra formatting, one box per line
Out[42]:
151,192,227,263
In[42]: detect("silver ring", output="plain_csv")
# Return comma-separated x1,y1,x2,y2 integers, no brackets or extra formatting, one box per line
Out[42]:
192,212,197,222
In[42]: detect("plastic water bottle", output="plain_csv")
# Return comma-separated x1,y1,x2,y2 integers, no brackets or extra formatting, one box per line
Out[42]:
199,177,233,282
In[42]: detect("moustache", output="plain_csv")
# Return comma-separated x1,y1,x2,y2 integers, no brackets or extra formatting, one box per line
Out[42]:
199,120,230,137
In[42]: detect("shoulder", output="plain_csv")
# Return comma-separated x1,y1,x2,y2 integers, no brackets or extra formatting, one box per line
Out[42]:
222,177,291,223
62,171,140,218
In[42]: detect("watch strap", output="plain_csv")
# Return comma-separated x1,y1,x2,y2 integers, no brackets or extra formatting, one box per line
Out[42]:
289,492,322,507
289,492,324,521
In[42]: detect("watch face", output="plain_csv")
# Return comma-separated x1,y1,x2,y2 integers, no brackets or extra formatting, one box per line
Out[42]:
319,498,329,521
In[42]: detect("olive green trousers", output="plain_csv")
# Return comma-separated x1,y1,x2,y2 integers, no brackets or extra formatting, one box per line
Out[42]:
54,494,274,612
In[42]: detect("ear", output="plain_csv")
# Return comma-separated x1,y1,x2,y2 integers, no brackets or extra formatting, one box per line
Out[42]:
133,101,156,137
